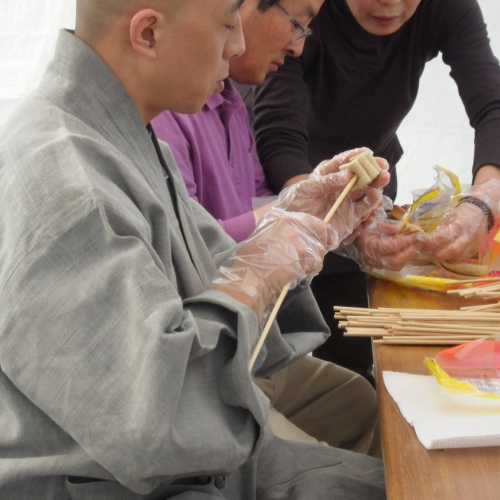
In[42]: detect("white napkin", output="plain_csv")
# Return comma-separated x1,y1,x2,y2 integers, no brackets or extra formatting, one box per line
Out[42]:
383,371,500,449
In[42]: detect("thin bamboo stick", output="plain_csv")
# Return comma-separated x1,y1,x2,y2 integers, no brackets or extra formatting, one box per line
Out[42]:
393,323,500,333
343,331,489,339
400,312,500,321
473,283,500,291
374,339,471,345
448,289,479,296
345,317,396,323
344,329,386,337
449,284,500,295
449,287,500,299
394,320,496,327
387,335,489,340
461,303,500,311
444,277,500,285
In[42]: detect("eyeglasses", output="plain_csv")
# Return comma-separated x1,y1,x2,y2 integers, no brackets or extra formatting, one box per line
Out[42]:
275,3,313,44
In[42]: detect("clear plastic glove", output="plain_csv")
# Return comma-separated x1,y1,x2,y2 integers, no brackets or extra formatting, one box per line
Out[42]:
422,178,500,262
275,165,387,245
212,208,335,323
312,147,390,191
335,201,422,271
354,218,422,271
334,187,387,246
253,149,388,229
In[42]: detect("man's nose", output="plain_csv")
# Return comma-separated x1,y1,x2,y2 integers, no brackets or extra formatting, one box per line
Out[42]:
226,15,245,59
285,38,306,58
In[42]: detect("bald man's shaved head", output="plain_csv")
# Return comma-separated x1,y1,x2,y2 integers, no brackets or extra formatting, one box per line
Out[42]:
76,0,132,41
75,0,184,42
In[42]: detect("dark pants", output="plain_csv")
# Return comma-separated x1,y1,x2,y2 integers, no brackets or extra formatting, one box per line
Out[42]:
310,271,375,387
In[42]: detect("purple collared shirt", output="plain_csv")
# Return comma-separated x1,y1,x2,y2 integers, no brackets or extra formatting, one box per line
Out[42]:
151,79,273,243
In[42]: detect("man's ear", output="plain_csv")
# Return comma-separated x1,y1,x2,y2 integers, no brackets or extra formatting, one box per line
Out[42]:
130,9,162,59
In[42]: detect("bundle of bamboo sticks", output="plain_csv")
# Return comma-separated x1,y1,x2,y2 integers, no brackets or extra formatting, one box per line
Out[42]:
335,304,500,345
446,276,500,300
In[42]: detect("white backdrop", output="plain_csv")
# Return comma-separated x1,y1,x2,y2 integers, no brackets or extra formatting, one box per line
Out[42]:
1,0,500,204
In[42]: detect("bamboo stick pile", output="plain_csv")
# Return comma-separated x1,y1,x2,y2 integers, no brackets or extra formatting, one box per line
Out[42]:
446,276,500,300
335,305,500,345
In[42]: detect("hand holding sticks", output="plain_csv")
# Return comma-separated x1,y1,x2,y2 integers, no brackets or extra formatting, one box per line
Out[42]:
248,152,382,372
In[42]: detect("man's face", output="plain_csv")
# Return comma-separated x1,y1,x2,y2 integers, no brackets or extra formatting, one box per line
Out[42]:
229,0,324,85
345,0,421,35
153,0,245,114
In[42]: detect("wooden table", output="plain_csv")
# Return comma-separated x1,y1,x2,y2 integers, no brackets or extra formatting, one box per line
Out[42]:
367,276,500,500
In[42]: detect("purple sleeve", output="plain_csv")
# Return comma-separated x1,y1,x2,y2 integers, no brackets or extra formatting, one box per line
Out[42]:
218,211,256,243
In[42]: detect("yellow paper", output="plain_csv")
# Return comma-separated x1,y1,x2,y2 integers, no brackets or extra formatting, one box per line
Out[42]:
424,357,500,400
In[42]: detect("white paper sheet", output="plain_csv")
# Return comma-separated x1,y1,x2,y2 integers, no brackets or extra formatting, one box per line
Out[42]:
383,371,500,449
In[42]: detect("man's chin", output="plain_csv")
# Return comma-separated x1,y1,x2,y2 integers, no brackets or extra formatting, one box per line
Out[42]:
183,86,225,113
229,72,266,86
214,80,225,93
172,99,209,115
229,63,267,86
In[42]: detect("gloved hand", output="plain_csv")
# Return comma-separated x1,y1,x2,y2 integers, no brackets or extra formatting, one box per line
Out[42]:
274,151,389,245
334,201,423,271
422,178,500,262
312,147,390,191
212,208,335,322
252,148,388,230
353,218,422,271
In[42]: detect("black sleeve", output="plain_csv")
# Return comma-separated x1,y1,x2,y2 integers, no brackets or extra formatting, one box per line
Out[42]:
253,55,313,193
437,0,500,179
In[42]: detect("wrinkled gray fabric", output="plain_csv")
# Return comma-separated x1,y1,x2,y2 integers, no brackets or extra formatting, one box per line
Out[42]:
0,30,384,499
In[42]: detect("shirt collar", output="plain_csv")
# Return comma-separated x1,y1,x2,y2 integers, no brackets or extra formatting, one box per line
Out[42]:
205,89,224,111
205,78,244,112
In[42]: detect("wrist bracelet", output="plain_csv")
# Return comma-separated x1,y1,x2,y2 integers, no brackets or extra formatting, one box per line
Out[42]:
456,195,494,231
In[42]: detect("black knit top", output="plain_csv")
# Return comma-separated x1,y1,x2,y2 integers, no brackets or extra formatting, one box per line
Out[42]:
254,0,500,202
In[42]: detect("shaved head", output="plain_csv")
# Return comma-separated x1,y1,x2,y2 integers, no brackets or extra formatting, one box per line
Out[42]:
75,0,184,42
76,0,133,41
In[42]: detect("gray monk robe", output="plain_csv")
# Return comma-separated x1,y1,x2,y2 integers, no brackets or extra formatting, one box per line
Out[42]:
0,30,385,499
